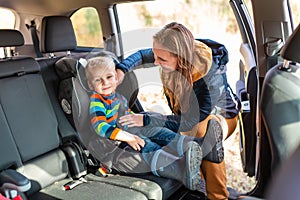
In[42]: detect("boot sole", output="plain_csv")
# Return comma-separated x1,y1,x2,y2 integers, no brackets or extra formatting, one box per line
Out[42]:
185,141,202,190
203,119,224,163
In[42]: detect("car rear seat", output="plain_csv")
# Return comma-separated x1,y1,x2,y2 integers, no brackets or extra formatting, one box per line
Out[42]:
260,23,300,174
237,22,300,200
35,15,184,200
0,29,163,200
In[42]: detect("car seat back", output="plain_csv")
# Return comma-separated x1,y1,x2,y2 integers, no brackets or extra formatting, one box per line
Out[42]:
260,24,300,174
0,30,26,171
0,30,69,196
0,29,170,200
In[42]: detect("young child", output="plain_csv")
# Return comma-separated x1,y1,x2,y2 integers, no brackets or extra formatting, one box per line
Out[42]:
85,55,223,190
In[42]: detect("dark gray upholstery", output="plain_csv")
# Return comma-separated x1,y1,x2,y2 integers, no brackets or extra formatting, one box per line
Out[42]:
260,62,300,169
260,23,300,183
266,144,300,200
0,29,24,47
0,57,40,78
41,16,77,53
0,27,170,200
0,57,60,162
0,105,23,170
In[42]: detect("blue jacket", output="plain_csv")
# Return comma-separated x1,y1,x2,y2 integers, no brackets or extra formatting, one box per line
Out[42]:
116,39,240,132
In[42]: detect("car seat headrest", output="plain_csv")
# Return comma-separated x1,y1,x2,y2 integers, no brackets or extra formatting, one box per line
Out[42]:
0,29,24,47
76,59,90,93
41,16,77,53
280,24,300,63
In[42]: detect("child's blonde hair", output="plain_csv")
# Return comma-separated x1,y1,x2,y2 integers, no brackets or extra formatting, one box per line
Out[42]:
85,56,115,85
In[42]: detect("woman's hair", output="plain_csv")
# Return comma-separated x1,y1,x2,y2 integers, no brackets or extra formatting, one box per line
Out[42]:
153,22,195,114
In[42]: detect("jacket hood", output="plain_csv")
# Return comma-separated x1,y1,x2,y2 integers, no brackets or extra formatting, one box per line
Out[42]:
192,40,212,82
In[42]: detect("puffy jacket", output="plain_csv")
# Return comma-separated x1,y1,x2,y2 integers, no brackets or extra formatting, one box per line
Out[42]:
116,39,239,132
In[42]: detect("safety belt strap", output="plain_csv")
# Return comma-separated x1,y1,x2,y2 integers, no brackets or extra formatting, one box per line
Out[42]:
27,20,43,58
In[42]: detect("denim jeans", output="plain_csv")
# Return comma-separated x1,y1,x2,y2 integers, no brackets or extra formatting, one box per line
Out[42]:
128,126,192,164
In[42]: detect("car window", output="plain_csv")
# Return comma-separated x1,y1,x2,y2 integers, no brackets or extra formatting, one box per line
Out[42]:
0,8,15,58
116,0,249,114
289,0,300,29
70,7,103,48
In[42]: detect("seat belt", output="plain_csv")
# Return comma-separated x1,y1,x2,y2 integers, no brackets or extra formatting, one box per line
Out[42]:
26,20,43,58
265,38,283,71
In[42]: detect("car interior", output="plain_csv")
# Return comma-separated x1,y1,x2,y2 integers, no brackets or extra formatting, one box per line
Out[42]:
0,0,299,200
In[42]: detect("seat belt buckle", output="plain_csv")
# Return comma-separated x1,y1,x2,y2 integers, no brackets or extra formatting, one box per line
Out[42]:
97,166,109,177
12,195,23,200
63,177,87,191
96,163,111,177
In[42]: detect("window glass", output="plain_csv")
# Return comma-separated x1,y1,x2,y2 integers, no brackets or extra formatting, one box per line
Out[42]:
116,0,246,113
289,0,300,28
0,8,15,28
70,7,103,48
0,8,15,58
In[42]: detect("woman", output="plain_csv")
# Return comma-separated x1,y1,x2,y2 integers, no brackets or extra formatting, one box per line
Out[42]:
117,22,240,200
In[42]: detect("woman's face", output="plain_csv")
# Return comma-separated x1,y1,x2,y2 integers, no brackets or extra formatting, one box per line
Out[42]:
153,42,178,73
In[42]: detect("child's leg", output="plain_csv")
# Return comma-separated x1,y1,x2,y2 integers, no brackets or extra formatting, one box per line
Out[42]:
181,116,224,163
88,136,151,175
184,114,238,200
194,119,224,163
147,125,223,163
141,127,192,157
151,141,202,190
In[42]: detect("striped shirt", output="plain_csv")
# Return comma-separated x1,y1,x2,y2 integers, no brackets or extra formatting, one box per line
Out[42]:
89,92,131,140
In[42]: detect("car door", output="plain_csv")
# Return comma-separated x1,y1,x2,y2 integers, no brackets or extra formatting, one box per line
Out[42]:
229,0,258,179
230,0,296,197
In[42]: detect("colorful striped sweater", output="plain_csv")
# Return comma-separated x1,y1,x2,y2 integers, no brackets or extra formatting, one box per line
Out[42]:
89,92,132,140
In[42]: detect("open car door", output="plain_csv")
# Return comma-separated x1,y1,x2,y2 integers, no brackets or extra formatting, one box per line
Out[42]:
230,0,296,197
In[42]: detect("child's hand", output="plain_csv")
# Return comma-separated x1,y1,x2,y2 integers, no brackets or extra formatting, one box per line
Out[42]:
127,135,145,151
119,114,144,127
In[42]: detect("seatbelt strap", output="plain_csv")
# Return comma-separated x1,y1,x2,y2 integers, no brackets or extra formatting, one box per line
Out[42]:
26,20,43,58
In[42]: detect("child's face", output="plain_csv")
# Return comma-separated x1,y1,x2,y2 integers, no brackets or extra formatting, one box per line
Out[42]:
88,66,118,95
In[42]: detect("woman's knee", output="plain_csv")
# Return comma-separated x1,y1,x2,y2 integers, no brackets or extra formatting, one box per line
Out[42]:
180,114,238,140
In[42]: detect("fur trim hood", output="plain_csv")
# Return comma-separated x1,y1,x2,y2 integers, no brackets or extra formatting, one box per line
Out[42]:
192,40,212,82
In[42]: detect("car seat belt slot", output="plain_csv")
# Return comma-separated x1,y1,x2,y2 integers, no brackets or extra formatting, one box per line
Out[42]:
63,177,87,191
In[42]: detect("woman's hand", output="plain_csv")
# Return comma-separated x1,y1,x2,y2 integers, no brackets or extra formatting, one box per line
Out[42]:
119,114,144,127
127,135,145,151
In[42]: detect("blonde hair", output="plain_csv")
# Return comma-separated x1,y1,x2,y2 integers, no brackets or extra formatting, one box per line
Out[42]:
153,22,195,114
85,56,115,88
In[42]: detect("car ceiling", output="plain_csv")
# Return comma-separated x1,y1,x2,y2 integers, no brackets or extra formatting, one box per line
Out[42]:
0,0,153,16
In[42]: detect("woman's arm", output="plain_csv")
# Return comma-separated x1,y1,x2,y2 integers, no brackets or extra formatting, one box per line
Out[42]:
143,78,212,132
116,48,155,73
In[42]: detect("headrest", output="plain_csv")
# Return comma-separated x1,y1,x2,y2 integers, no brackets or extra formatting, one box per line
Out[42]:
0,57,40,78
0,29,24,47
41,16,77,53
280,24,300,63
